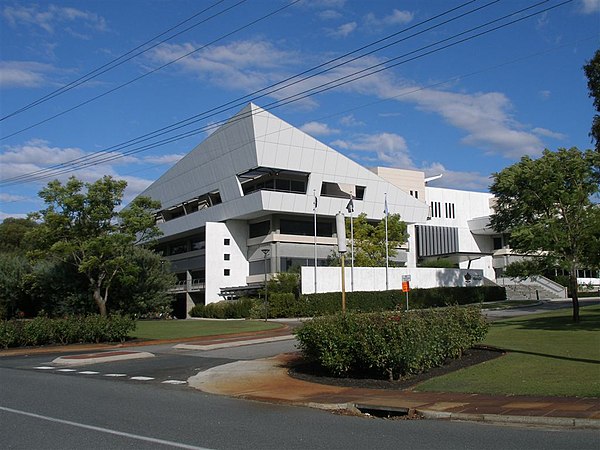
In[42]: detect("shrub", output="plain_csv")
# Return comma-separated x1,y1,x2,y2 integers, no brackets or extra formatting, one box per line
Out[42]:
189,298,255,319
295,306,488,380
0,315,135,349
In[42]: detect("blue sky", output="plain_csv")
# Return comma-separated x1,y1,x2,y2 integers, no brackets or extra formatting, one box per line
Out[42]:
0,0,598,219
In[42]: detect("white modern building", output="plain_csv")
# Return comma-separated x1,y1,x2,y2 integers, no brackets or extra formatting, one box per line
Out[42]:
138,103,511,317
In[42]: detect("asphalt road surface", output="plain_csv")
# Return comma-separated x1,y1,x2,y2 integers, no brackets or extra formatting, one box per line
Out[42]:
1,339,599,450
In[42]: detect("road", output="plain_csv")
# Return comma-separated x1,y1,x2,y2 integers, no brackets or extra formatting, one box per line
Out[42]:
1,336,599,449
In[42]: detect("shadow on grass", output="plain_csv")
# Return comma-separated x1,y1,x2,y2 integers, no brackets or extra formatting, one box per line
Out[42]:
493,313,600,332
504,348,600,365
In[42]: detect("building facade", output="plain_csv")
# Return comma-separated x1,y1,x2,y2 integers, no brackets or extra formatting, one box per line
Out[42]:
138,103,507,317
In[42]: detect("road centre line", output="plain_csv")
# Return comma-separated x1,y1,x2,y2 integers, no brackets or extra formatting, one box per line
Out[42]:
0,406,212,450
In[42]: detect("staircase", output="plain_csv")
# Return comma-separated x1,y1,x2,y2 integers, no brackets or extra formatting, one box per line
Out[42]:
496,276,567,300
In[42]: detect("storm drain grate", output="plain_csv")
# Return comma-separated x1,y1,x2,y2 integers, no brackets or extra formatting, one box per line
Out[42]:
354,404,411,418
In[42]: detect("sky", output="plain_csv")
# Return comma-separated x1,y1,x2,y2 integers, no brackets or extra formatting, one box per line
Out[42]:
0,0,598,220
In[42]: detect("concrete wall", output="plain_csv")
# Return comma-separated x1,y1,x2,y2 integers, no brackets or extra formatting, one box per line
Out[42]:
301,266,484,294
205,221,249,304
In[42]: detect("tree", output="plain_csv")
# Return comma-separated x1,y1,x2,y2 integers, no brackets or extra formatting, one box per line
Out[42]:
110,246,176,317
330,213,408,266
583,49,600,152
27,176,162,316
0,217,38,253
490,148,600,322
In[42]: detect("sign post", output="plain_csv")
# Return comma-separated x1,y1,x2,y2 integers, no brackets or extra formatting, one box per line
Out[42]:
402,275,411,312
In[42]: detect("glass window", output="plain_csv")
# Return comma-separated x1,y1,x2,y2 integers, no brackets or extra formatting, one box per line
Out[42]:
224,254,230,261
224,238,230,245
249,220,270,238
224,269,230,276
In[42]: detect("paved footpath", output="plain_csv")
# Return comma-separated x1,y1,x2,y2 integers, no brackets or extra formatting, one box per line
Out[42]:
4,321,600,429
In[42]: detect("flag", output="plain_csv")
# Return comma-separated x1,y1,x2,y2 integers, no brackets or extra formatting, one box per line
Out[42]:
346,197,354,214
383,194,388,215
313,192,318,209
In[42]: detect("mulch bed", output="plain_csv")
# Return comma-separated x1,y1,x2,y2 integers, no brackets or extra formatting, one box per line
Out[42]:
288,345,505,390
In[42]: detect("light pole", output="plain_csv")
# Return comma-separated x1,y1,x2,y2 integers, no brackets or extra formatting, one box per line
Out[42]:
261,248,270,322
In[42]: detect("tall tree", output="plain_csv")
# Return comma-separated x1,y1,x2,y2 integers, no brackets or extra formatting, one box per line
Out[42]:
583,49,600,152
330,213,408,266
0,217,38,253
28,176,162,316
490,147,600,322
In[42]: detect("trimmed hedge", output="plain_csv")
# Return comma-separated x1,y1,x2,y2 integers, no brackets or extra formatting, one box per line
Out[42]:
189,298,255,319
0,315,135,349
295,306,489,380
301,286,505,316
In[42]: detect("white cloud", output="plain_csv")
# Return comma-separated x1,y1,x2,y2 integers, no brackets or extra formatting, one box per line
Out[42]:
421,162,492,192
2,4,107,34
531,127,566,140
331,132,413,166
0,61,57,88
0,193,27,202
143,154,186,165
0,140,153,201
365,9,414,28
318,10,342,20
328,22,357,38
579,0,600,13
339,114,364,126
300,121,340,136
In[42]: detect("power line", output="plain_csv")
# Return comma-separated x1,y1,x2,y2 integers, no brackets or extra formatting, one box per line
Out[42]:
0,0,572,186
0,0,233,121
0,0,495,181
0,0,301,140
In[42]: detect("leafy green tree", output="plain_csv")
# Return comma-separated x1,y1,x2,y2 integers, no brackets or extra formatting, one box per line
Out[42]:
27,176,162,316
0,217,38,253
584,49,600,152
110,246,176,317
330,213,408,266
490,147,600,322
0,253,31,319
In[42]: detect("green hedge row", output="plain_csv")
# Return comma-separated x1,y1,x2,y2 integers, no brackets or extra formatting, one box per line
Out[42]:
301,286,505,316
189,286,506,319
0,315,135,349
295,306,489,380
189,298,255,319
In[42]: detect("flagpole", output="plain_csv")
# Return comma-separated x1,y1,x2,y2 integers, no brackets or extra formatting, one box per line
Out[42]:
384,192,389,291
350,205,354,292
313,189,318,294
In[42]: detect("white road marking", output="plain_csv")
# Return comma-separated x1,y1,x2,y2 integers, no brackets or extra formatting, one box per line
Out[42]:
33,366,55,370
130,376,154,381
0,406,212,450
104,373,127,377
78,371,100,375
56,369,77,372
162,380,187,385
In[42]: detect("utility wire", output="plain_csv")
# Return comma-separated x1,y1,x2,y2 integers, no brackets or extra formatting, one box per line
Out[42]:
0,0,495,180
0,0,301,140
1,0,572,186
0,0,233,121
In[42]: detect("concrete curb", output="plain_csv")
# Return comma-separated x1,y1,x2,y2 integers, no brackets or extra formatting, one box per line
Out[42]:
417,409,600,429
52,350,154,366
174,334,295,351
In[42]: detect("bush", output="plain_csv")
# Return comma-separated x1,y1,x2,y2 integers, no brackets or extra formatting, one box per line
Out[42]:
295,306,489,380
189,298,255,319
0,315,135,349
300,286,505,316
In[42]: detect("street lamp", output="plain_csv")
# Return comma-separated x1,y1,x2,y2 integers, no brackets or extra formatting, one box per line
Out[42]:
261,248,270,322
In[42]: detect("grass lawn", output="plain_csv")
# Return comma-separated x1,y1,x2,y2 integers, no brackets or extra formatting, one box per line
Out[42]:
416,304,600,397
132,319,283,340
